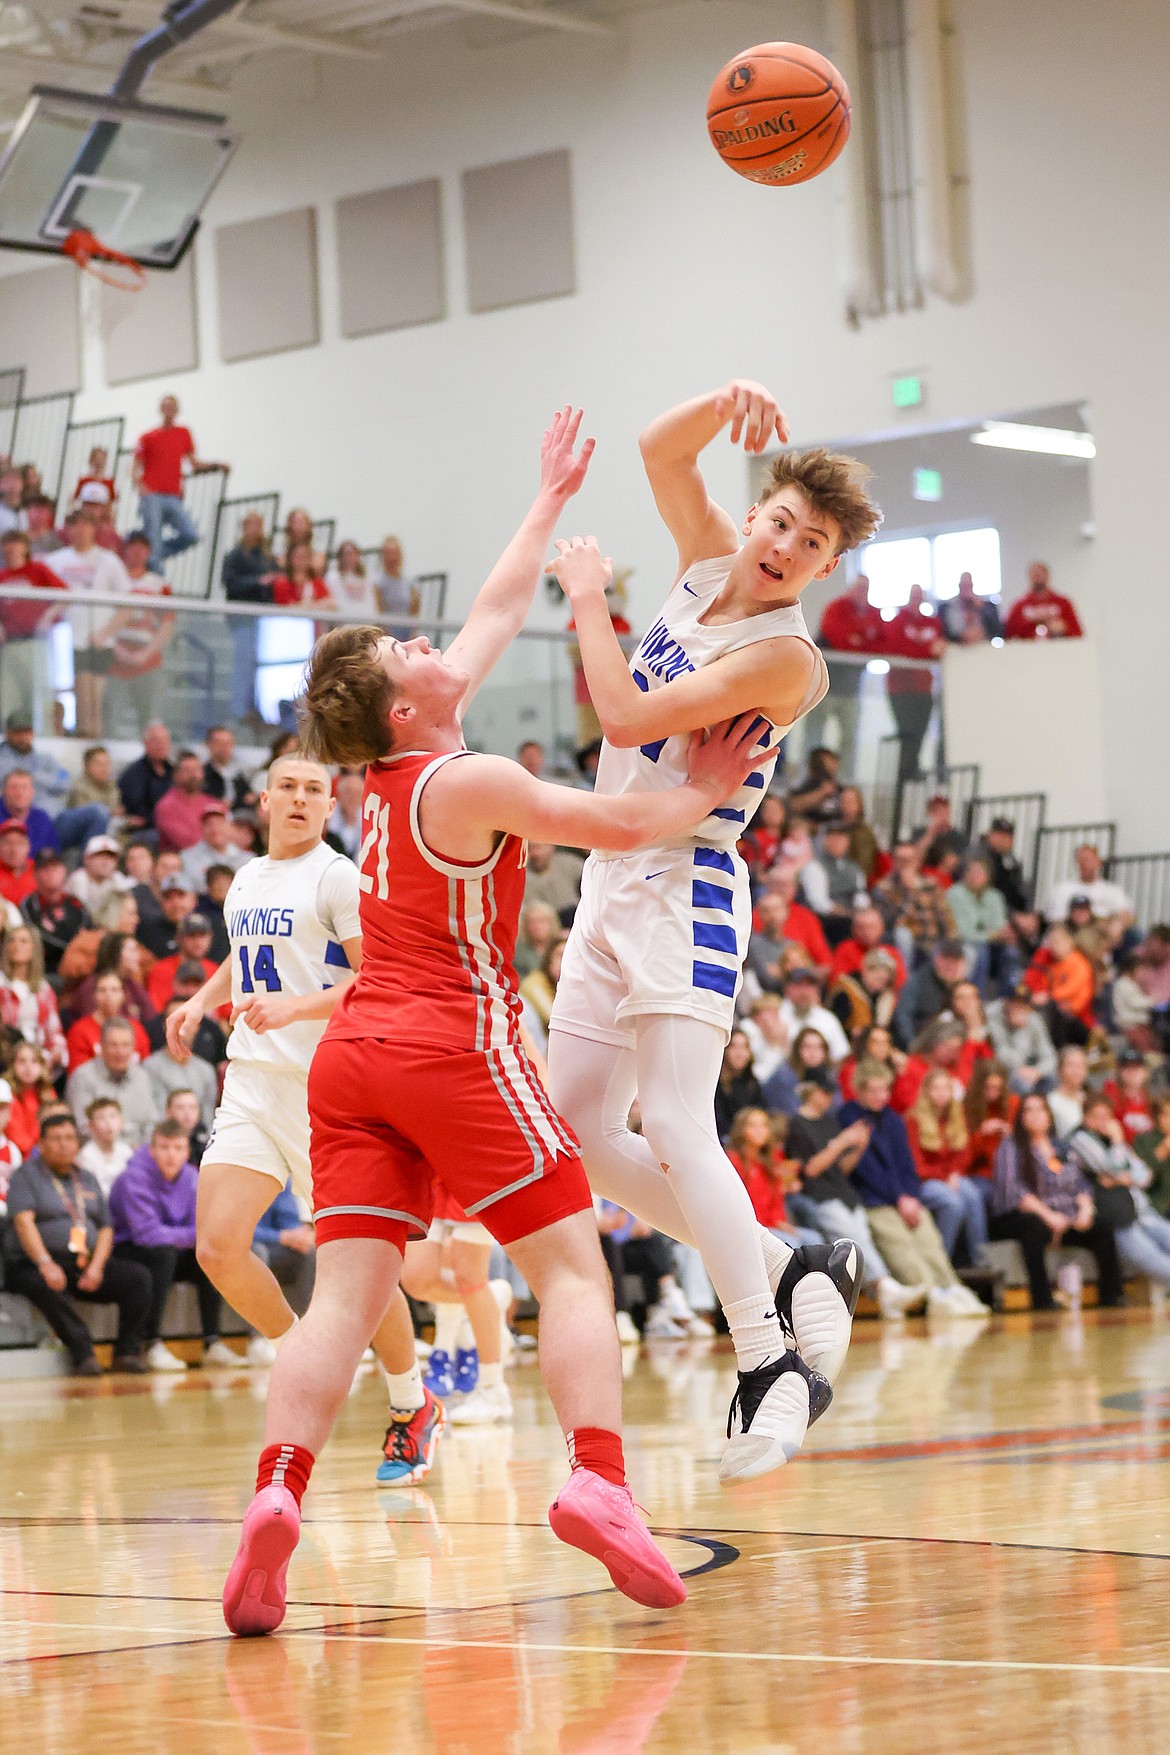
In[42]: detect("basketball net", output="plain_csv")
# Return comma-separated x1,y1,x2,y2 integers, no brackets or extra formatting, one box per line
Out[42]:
61,228,147,293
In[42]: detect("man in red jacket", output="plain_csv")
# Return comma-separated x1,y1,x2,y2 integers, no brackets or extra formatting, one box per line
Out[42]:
0,818,35,906
1003,561,1084,640
828,903,908,991
810,573,884,773
882,586,945,780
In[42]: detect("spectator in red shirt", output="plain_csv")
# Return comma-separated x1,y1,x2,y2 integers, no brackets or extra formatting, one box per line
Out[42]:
828,904,908,991
153,751,218,853
881,586,945,781
66,970,151,1072
132,393,227,573
0,528,65,719
739,793,786,879
810,573,884,773
747,880,832,992
905,1066,987,1263
272,540,333,608
0,817,35,906
1103,1054,1154,1145
1003,561,1083,641
146,914,217,1013
726,1108,820,1245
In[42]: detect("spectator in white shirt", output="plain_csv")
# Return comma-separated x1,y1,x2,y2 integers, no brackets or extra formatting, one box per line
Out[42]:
799,819,868,946
1045,844,1134,930
180,803,250,892
75,1095,133,1195
325,540,379,617
777,966,851,1063
46,509,132,736
65,834,132,917
373,536,420,639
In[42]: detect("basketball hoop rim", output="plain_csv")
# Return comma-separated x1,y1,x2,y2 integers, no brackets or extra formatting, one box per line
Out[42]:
61,227,147,292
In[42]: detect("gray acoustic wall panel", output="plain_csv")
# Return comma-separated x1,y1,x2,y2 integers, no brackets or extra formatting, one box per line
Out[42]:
336,179,445,338
461,149,575,314
216,205,319,363
102,248,199,385
0,263,80,395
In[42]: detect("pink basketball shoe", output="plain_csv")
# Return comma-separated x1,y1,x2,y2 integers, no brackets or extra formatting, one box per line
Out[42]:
548,1468,686,1608
222,1484,301,1635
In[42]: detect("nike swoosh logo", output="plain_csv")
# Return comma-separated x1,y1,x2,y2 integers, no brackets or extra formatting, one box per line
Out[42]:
682,583,697,596
644,870,670,881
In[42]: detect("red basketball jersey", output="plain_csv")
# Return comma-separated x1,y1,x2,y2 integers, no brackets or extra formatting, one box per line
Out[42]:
326,749,528,1052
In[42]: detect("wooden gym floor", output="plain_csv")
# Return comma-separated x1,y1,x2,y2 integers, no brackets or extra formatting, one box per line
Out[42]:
4,1309,1170,1753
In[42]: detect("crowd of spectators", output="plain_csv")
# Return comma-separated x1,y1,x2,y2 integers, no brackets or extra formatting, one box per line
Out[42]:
511,739,1170,1329
0,719,326,1374
812,562,1084,777
0,394,423,740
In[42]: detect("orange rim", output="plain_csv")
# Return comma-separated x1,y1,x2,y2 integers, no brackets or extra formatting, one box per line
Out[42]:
61,228,147,292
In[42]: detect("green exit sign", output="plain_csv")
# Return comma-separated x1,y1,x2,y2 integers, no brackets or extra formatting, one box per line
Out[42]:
913,467,943,501
892,374,923,409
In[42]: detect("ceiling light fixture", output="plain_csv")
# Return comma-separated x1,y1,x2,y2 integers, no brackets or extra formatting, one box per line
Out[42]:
970,422,1096,459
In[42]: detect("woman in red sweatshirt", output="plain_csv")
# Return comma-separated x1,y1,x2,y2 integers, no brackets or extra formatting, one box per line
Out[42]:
906,1066,989,1263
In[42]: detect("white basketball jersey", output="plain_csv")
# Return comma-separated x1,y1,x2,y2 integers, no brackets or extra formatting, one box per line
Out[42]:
224,842,362,1073
592,552,828,851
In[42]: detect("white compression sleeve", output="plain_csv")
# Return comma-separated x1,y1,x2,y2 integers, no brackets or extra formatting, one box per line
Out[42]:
548,1020,788,1316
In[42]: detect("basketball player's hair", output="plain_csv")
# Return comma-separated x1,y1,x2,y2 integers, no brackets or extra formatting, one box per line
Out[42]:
298,624,397,766
758,449,882,554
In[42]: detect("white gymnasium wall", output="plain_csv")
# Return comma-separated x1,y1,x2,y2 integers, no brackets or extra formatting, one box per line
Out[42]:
6,0,1166,842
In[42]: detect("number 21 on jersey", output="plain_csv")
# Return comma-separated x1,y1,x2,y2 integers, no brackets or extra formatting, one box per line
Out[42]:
239,944,281,992
360,794,391,900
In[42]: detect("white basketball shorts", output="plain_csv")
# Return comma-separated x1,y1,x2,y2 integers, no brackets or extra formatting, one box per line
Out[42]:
550,843,750,1050
202,1061,313,1212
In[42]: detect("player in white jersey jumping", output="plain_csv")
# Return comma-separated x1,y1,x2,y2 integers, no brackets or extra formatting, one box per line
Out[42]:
547,379,883,1482
168,757,442,1486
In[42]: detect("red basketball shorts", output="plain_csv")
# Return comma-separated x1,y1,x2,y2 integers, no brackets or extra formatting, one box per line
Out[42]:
308,1035,591,1253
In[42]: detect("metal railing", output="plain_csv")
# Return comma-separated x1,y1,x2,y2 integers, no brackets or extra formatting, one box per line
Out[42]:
1033,822,1117,913
0,366,24,461
11,391,74,500
897,763,981,845
1107,854,1170,933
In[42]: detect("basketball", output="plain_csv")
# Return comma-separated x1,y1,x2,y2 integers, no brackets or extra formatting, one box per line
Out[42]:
706,42,851,186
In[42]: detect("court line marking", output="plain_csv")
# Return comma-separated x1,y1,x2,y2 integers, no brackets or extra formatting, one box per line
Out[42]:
288,1630,1170,1678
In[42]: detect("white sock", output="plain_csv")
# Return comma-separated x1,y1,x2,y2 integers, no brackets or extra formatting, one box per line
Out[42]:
432,1301,462,1356
384,1361,425,1414
760,1232,794,1296
723,1293,787,1373
479,1360,504,1390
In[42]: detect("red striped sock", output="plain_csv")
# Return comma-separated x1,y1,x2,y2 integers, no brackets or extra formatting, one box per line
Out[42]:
256,1441,314,1508
568,1427,626,1488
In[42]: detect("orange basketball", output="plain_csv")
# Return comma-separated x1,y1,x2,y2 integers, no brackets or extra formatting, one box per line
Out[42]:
706,42,851,187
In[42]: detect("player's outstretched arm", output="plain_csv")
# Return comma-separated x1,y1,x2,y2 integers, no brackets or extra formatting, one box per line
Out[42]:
639,379,790,574
422,718,771,858
554,535,817,747
444,406,594,715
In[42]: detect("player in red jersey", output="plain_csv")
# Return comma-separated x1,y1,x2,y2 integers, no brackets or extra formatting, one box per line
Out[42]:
222,410,771,1633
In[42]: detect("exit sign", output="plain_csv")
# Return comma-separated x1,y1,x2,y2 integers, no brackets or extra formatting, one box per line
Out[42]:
913,467,943,501
892,374,923,409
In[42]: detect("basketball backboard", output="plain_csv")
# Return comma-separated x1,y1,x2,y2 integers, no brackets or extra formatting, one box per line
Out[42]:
0,85,236,269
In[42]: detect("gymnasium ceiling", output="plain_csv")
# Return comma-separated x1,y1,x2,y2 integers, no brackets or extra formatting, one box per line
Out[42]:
0,0,667,123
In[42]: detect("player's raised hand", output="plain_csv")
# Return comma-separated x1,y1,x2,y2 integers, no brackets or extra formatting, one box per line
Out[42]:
686,713,774,802
540,406,596,502
551,534,614,601
713,380,789,453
